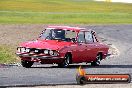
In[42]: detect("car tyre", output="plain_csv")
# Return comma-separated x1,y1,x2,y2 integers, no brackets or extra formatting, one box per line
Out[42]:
21,60,34,68
58,54,71,68
91,54,102,66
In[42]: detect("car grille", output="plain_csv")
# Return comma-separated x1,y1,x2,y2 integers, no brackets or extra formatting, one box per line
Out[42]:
29,48,44,54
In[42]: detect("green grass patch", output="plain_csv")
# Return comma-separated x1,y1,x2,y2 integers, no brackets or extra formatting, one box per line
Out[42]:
0,11,132,24
0,0,132,24
0,0,132,13
0,45,16,64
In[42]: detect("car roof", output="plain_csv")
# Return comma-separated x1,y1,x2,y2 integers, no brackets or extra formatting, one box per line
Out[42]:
47,26,90,32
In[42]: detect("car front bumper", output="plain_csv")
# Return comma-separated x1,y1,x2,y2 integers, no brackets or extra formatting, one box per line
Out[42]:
16,53,64,60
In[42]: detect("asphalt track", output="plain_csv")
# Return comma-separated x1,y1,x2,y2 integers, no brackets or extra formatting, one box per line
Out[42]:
0,24,132,87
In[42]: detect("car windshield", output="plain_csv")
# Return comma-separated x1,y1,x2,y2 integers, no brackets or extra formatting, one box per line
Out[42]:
39,29,77,42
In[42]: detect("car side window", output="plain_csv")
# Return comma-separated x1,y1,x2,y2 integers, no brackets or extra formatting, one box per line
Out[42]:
77,32,85,43
85,32,94,43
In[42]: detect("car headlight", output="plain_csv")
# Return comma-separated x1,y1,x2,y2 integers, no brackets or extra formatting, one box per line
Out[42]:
25,48,30,53
49,50,54,55
17,47,21,52
17,47,30,53
49,50,59,56
44,50,49,54
53,51,59,56
21,47,26,53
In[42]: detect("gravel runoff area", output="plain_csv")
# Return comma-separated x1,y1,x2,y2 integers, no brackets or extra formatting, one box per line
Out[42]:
0,24,132,88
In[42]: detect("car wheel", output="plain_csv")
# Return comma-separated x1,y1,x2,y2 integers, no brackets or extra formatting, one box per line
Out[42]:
58,54,71,68
91,54,102,66
21,60,34,68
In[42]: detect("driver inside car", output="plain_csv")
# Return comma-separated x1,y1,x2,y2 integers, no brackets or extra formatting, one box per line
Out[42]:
52,29,66,40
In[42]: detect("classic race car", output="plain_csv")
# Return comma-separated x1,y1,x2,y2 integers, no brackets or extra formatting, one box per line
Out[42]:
16,26,109,68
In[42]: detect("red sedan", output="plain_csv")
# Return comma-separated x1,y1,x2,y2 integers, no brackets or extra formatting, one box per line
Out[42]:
16,26,109,68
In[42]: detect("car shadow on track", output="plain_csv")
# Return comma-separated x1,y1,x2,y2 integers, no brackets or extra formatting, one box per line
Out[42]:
31,64,132,69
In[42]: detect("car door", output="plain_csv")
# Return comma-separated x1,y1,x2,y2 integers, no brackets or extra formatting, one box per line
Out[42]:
75,31,87,62
84,31,98,62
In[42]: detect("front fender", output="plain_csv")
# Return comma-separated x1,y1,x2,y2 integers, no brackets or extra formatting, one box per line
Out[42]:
59,46,72,57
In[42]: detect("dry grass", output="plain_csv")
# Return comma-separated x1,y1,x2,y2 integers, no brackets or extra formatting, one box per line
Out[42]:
0,24,44,63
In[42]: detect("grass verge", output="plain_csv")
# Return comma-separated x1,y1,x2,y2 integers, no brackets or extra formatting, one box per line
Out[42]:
0,0,132,24
0,11,132,24
0,45,16,64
